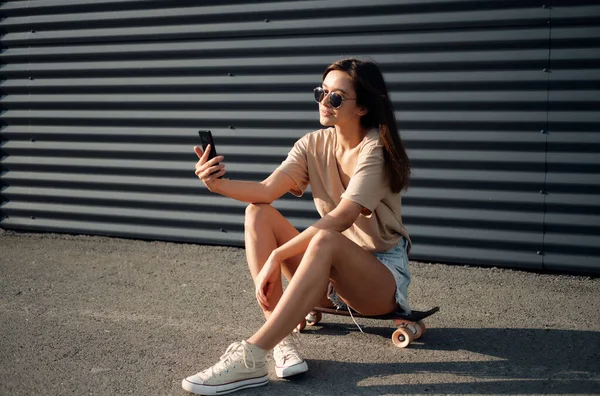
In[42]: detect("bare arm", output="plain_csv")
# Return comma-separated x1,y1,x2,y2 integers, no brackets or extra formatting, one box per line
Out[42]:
194,145,295,204
273,198,363,262
212,171,295,204
195,145,362,259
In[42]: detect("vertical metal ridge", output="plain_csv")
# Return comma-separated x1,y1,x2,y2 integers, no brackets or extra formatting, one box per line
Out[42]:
541,2,553,270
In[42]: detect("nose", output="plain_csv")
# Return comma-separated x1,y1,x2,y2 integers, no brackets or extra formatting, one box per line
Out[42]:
321,92,333,108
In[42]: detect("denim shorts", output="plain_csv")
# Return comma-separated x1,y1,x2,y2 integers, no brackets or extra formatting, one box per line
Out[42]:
327,237,412,314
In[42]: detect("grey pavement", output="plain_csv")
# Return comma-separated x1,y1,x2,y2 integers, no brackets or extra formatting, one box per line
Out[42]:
0,230,599,396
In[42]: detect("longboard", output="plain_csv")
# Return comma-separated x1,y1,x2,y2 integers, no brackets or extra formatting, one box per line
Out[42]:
297,306,440,348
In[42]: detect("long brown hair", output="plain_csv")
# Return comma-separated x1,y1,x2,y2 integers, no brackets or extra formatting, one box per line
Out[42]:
323,58,411,193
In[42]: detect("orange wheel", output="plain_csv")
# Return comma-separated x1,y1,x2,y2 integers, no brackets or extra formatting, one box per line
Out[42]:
297,319,306,332
392,327,413,348
306,311,322,326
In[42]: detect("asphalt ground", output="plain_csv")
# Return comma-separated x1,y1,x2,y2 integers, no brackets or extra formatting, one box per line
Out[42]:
1,230,599,396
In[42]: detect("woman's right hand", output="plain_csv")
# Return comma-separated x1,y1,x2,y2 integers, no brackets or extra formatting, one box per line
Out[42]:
255,252,282,310
194,145,226,191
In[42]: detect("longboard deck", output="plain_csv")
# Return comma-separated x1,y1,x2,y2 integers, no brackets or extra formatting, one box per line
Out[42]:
313,306,440,322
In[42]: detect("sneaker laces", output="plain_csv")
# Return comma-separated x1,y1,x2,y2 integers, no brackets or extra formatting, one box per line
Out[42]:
347,306,364,334
291,329,303,350
275,331,302,363
329,282,364,334
213,342,256,375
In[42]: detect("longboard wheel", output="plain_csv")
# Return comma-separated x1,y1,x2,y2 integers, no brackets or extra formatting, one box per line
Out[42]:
392,327,414,348
306,311,322,326
297,319,307,332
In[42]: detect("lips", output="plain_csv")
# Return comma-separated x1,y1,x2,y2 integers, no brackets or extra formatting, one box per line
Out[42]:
320,110,334,117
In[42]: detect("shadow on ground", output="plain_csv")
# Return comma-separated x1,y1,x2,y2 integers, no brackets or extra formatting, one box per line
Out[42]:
279,324,600,395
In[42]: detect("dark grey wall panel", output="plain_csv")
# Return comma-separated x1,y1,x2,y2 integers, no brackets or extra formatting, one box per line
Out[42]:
1,1,598,273
544,2,600,273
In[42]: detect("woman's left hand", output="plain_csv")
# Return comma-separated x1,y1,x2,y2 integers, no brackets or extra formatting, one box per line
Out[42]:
255,253,282,310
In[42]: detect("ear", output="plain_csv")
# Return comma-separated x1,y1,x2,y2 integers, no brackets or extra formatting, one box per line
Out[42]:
356,106,368,116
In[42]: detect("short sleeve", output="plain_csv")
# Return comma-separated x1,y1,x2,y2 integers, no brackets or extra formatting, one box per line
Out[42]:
341,144,387,216
276,134,310,197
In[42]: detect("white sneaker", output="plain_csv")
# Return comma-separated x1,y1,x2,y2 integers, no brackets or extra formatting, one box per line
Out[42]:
182,340,268,395
273,331,308,378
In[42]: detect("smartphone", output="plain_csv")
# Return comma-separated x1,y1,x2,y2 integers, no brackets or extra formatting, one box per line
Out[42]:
198,130,222,178
198,130,218,161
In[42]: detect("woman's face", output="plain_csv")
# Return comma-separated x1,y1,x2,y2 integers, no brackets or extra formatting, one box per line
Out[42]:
318,70,365,127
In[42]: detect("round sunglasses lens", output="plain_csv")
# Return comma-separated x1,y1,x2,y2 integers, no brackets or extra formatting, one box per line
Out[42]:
329,92,343,108
314,88,324,103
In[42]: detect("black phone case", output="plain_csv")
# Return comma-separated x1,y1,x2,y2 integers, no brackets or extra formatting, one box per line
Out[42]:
198,130,218,160
198,130,222,178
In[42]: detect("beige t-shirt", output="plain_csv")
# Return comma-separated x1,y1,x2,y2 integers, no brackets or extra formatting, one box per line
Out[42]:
277,127,411,253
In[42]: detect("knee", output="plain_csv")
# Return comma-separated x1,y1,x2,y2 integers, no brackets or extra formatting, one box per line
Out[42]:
309,229,340,251
244,203,274,229
304,230,339,271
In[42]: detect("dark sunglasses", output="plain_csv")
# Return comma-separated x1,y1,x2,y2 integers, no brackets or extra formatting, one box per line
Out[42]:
313,87,356,109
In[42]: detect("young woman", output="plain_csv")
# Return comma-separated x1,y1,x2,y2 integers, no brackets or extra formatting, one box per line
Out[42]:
183,58,412,395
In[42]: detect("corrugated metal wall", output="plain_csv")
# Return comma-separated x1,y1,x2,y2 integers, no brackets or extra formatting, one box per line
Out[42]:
544,1,600,273
1,0,598,274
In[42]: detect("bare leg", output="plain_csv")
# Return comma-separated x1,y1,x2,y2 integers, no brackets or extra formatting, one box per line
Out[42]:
244,204,332,320
247,229,398,350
